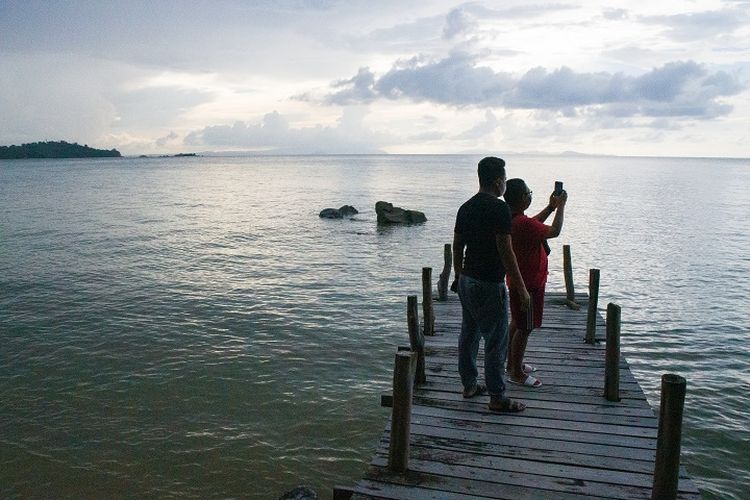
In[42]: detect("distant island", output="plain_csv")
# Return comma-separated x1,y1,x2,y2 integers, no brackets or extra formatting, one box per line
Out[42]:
0,141,121,159
137,153,199,158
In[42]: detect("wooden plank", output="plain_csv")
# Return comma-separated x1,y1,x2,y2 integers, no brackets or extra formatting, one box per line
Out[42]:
412,393,656,420
409,397,659,430
349,474,589,500
417,381,650,405
424,358,637,376
368,456,662,499
407,405,657,440
386,421,657,460
419,376,649,399
378,431,657,475
412,386,650,408
375,446,661,489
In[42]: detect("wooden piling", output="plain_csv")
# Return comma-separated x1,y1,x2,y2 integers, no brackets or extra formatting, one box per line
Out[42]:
563,245,579,309
652,374,687,500
585,268,600,344
422,267,434,336
437,244,452,301
604,302,621,402
388,351,416,473
407,295,426,385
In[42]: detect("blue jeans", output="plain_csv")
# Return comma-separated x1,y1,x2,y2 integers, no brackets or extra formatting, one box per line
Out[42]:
457,274,508,397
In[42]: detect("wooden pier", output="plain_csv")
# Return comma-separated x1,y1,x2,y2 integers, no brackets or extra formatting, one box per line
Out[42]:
335,249,700,499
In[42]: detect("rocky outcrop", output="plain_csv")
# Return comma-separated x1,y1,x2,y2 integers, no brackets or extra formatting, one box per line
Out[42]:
319,205,359,219
375,201,427,224
279,486,317,499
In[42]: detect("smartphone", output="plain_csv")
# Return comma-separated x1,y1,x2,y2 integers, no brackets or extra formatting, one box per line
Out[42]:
554,181,563,196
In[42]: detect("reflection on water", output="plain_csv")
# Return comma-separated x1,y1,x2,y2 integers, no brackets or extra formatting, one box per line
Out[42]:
1,155,749,499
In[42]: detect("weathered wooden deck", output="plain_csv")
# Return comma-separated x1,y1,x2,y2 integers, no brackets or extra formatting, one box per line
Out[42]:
338,291,701,499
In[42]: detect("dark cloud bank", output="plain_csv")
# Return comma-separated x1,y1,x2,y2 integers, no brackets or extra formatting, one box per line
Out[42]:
323,53,744,119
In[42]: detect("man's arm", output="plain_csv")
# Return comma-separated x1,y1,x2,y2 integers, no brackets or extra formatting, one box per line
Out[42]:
452,232,465,279
496,233,530,310
545,191,567,238
533,202,554,223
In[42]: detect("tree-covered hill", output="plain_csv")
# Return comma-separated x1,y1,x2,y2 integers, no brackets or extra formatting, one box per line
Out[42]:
0,141,121,159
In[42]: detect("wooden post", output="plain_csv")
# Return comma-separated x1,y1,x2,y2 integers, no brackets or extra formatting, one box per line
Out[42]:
422,267,434,336
652,374,687,500
563,245,579,309
585,268,600,344
604,303,621,402
388,351,416,473
437,244,452,301
407,295,426,384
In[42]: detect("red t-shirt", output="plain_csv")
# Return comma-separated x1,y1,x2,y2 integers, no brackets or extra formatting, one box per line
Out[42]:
507,213,549,289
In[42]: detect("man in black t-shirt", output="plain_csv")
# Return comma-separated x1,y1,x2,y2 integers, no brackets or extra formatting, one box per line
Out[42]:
453,156,530,413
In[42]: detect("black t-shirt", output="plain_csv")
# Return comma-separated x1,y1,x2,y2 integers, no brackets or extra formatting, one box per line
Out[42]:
454,192,512,283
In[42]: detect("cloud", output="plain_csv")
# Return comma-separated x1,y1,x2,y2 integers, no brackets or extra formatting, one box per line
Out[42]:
323,53,745,120
632,62,704,101
409,130,447,141
111,86,215,128
602,8,629,20
155,131,180,147
455,110,499,139
505,66,627,108
372,52,515,106
443,6,476,40
462,3,577,19
184,108,390,153
353,15,443,43
324,68,378,105
640,9,749,41
340,3,575,56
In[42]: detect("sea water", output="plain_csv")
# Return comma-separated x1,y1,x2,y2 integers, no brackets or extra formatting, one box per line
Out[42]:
1,154,748,499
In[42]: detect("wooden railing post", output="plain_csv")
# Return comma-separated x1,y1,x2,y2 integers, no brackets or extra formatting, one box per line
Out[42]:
388,351,416,473
604,303,621,401
585,268,600,344
437,244,452,301
422,267,434,336
651,374,687,500
563,245,579,309
407,295,426,385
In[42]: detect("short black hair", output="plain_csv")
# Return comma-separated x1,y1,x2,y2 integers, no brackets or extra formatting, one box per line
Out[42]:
478,156,506,188
504,178,527,209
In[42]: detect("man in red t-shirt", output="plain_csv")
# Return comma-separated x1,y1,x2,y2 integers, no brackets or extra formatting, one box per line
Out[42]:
503,179,567,388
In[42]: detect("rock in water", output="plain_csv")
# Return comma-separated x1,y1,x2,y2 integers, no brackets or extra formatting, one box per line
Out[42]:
279,486,318,500
338,205,359,217
319,208,343,219
319,205,359,219
375,201,427,224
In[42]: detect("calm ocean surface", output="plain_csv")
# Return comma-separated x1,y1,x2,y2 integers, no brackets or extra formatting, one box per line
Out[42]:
1,154,748,498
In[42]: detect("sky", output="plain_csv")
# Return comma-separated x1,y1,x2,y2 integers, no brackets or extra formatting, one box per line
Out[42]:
1,0,749,157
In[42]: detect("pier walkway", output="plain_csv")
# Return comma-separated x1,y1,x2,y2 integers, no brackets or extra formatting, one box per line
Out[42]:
336,291,700,499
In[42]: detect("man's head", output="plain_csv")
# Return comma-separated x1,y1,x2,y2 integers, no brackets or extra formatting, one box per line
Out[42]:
504,178,531,211
478,156,506,195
